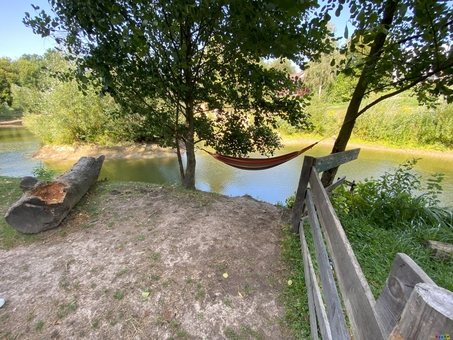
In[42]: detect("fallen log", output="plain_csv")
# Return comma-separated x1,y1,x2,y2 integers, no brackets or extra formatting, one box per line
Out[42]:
426,240,453,260
5,155,105,234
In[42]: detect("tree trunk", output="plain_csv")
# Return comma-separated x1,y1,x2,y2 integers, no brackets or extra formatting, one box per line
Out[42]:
320,0,399,187
5,156,105,233
182,102,196,190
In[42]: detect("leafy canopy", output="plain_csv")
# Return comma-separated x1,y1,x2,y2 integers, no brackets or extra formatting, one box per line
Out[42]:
25,0,333,188
320,0,453,186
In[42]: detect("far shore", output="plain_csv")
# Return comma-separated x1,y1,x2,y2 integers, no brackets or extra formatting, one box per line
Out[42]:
32,136,453,161
1,118,451,160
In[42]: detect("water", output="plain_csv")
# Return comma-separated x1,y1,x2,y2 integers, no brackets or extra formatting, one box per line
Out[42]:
0,126,43,177
1,126,452,207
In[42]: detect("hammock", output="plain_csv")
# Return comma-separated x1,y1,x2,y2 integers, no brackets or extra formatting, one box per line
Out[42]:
204,142,318,170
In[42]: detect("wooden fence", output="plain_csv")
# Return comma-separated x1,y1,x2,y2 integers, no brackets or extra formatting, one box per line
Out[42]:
290,149,453,340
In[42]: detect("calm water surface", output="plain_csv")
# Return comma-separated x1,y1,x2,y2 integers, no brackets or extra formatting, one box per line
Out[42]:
1,127,452,207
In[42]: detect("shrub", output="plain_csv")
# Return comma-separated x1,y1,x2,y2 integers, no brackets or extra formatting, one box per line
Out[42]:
331,159,453,230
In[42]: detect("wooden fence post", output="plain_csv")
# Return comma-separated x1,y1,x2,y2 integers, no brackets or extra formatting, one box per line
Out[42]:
290,156,315,233
388,283,453,340
375,253,436,338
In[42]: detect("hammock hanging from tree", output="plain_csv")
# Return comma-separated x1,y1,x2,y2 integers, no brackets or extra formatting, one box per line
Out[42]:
203,141,318,170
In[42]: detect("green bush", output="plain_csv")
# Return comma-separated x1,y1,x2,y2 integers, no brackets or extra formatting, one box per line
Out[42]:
332,159,452,229
31,165,56,181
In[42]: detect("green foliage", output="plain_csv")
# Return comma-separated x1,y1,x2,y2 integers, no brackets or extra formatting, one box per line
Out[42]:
329,163,453,294
21,51,143,145
282,160,453,333
321,0,453,186
261,58,297,75
31,165,56,181
327,73,356,103
0,57,17,106
332,159,453,229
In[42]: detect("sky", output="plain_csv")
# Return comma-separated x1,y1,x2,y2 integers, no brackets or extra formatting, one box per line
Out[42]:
0,0,351,60
0,0,55,59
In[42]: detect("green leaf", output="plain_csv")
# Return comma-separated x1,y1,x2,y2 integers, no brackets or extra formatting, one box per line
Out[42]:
142,291,150,298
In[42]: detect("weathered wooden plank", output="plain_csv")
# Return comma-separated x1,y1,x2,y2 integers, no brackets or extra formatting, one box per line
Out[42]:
325,176,346,197
291,156,315,233
299,221,332,340
375,253,436,339
313,149,360,173
389,283,453,340
306,189,350,340
299,221,320,340
309,168,385,340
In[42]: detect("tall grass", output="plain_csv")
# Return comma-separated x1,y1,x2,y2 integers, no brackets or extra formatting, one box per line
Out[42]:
353,98,453,149
278,93,453,151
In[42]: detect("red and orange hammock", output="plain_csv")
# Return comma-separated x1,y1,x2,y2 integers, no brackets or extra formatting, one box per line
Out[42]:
203,141,318,170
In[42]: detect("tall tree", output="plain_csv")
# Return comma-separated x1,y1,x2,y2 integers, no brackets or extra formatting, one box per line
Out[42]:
0,58,17,107
321,0,453,186
25,0,332,189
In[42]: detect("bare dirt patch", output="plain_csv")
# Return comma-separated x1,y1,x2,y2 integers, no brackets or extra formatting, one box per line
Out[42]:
0,181,293,339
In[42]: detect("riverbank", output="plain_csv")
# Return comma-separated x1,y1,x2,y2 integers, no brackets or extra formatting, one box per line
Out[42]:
283,135,453,160
32,136,453,161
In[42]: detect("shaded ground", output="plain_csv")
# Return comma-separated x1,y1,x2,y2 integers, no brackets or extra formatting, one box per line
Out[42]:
0,180,293,339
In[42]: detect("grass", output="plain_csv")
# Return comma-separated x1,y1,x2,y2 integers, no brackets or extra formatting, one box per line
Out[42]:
113,290,125,300
35,320,44,331
56,298,78,319
224,326,263,340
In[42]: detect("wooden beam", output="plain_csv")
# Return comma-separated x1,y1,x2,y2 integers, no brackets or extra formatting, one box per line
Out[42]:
299,221,332,340
375,253,436,338
426,240,453,259
325,176,346,197
388,283,453,339
313,149,360,173
309,168,385,340
290,156,315,233
306,190,350,339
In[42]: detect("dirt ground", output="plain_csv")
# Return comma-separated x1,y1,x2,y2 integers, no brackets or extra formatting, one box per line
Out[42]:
0,170,293,339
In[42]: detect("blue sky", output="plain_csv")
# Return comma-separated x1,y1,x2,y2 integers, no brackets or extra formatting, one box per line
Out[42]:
0,0,350,60
0,0,55,59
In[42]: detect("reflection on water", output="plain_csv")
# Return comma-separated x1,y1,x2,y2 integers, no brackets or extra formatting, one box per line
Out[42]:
0,126,43,177
1,127,452,207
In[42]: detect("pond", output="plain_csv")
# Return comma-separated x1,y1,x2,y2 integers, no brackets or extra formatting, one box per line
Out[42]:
1,126,452,208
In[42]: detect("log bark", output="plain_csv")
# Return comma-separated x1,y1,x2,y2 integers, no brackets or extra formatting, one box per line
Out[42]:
426,240,453,260
4,156,105,233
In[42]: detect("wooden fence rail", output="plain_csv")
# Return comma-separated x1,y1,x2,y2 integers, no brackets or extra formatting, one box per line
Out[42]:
291,149,453,340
